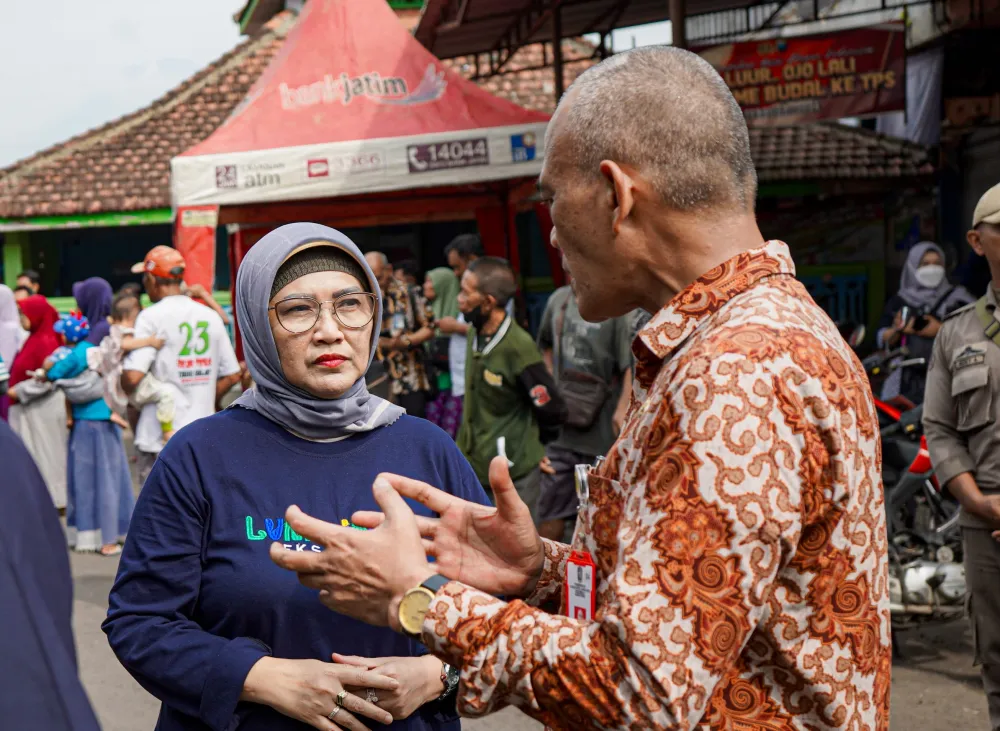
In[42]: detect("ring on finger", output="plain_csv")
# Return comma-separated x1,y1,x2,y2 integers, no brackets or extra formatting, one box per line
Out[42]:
366,688,379,704
335,690,348,707
327,706,342,721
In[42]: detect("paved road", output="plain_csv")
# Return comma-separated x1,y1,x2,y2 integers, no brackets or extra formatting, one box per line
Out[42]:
71,548,988,731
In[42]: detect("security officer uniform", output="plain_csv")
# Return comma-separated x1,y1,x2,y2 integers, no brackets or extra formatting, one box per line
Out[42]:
924,285,1000,727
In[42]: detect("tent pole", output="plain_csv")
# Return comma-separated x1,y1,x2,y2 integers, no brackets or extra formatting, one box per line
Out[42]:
553,4,564,104
669,0,687,48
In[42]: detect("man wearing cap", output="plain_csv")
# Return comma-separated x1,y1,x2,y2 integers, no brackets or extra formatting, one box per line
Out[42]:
123,246,241,484
924,181,1000,728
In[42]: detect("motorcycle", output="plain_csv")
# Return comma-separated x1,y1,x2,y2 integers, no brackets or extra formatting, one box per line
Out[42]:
849,326,966,628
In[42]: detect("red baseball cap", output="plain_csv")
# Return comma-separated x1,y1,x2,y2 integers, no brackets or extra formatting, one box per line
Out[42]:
131,245,185,279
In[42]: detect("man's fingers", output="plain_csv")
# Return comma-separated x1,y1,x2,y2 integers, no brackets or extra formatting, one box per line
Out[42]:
992,530,1000,543
298,573,328,591
285,505,338,545
350,511,385,529
351,511,440,539
379,472,459,514
372,477,416,526
422,539,436,556
489,456,527,519
269,541,325,573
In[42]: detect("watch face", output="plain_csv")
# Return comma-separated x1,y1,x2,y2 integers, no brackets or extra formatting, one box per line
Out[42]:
399,587,434,635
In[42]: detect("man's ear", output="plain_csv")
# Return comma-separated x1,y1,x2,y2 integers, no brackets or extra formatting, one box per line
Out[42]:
968,229,985,257
599,160,636,236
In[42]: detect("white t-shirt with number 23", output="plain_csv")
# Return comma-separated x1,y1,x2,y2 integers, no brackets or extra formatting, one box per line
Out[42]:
124,295,240,454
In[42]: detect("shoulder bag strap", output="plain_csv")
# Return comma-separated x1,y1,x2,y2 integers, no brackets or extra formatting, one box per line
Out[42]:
975,296,1000,347
553,290,571,376
927,286,957,317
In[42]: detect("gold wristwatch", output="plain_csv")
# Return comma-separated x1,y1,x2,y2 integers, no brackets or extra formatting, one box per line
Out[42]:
398,574,449,637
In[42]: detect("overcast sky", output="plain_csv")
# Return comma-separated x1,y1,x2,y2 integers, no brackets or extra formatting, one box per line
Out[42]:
0,0,241,168
0,1,667,169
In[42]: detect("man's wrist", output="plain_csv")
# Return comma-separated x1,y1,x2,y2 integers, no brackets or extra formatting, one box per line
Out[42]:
519,545,547,597
389,567,438,634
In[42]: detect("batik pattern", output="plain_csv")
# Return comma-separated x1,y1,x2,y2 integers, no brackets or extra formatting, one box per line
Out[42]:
422,240,889,730
380,279,433,396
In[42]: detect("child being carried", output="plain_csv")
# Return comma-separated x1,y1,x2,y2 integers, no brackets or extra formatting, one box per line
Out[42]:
89,292,175,440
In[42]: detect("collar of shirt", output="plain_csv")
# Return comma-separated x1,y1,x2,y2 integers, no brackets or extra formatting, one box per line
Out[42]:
989,286,998,311
632,239,795,388
474,315,512,356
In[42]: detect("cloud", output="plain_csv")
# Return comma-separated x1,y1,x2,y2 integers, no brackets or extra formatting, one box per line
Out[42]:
0,0,240,168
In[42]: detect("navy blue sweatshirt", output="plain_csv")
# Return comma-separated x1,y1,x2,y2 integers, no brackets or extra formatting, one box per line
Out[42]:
0,420,101,730
103,408,490,731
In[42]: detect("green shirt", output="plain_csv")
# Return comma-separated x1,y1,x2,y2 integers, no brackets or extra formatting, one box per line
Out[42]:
457,316,546,485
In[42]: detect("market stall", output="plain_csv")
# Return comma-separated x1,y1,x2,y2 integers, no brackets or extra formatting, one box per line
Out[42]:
170,0,553,348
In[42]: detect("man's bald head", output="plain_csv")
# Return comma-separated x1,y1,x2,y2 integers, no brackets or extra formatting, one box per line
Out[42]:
549,46,757,212
365,251,392,290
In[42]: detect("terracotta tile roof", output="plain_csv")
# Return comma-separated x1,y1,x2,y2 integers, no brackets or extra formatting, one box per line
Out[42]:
751,123,935,182
0,11,932,220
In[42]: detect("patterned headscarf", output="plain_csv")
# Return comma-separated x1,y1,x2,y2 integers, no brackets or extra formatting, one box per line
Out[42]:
54,312,91,344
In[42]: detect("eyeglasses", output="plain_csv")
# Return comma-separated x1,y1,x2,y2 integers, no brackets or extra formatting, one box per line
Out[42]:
269,293,377,334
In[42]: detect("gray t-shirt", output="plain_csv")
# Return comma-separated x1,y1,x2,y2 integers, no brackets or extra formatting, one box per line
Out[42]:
537,286,634,457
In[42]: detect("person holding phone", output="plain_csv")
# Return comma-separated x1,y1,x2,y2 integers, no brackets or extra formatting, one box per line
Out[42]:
877,241,974,404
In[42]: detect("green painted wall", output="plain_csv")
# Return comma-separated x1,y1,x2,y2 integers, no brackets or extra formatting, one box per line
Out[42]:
3,231,27,287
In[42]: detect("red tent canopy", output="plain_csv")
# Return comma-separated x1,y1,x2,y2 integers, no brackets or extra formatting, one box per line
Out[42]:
169,0,559,353
171,0,549,207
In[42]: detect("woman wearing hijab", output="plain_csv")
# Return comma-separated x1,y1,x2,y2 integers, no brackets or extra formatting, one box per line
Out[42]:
0,284,26,421
877,241,975,404
7,295,69,509
105,223,489,731
72,276,113,346
421,268,464,439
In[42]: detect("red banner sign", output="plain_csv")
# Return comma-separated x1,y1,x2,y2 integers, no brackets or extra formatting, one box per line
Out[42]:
694,24,905,126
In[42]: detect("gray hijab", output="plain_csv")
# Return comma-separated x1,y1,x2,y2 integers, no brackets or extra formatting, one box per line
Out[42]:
231,222,403,439
897,241,972,312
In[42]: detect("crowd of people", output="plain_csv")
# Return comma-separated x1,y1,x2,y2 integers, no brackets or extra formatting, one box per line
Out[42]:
5,44,1000,731
0,246,240,558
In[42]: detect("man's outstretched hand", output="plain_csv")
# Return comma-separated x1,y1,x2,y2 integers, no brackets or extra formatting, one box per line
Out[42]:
352,457,546,598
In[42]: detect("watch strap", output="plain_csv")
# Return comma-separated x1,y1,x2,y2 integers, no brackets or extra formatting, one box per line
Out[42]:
421,574,450,594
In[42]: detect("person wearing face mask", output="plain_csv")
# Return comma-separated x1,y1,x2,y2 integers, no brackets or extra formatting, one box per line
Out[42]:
104,223,488,731
877,241,974,404
455,256,567,519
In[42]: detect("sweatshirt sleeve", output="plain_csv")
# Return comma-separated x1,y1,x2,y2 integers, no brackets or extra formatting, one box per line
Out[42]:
102,457,269,731
517,361,567,443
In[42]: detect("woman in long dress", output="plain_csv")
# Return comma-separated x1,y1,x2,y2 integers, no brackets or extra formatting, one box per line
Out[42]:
0,285,24,422
7,295,69,509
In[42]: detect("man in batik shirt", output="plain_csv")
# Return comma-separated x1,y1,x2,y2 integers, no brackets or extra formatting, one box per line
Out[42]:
366,251,435,417
273,47,890,731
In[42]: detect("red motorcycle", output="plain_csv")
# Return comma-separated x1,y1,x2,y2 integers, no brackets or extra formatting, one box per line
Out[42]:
851,329,965,627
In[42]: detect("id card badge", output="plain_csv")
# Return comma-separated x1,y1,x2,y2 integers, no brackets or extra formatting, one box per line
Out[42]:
565,550,597,621
391,312,406,332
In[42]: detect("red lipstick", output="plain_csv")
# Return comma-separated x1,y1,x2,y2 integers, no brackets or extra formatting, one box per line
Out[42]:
314,354,347,368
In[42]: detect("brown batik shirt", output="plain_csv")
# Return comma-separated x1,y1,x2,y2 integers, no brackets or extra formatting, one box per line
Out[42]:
421,240,890,730
380,278,433,397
